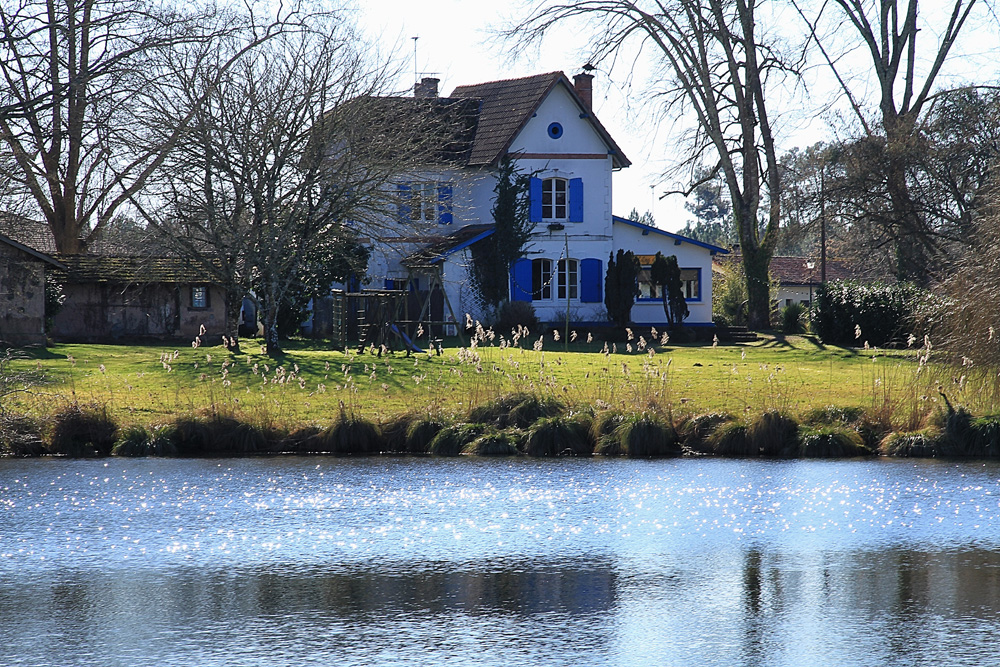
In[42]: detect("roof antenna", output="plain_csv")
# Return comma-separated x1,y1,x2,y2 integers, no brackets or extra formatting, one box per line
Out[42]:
412,36,419,84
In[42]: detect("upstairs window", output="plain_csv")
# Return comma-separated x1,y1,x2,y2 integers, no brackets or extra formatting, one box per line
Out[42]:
397,182,453,224
411,182,437,222
542,178,567,220
530,177,583,223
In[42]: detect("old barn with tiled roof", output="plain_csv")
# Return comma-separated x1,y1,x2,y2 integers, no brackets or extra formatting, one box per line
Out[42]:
0,216,224,343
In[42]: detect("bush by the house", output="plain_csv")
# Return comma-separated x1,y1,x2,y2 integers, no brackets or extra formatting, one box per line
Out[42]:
781,302,806,334
813,279,922,347
491,300,539,338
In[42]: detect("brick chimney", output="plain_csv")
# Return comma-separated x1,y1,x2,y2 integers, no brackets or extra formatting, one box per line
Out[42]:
414,77,439,98
573,73,593,109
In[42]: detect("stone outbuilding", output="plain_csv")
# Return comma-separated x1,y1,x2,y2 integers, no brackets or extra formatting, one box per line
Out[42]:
0,233,65,346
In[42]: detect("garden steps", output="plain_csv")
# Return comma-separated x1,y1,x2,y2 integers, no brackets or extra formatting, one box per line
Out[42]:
715,326,759,343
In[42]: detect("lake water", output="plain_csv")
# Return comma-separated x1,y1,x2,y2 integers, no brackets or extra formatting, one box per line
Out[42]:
2,456,1000,667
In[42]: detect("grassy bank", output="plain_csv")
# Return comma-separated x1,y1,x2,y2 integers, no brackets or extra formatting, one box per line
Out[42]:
3,328,1000,459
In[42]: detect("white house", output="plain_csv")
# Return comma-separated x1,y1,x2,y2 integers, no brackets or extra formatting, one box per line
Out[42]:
360,71,727,332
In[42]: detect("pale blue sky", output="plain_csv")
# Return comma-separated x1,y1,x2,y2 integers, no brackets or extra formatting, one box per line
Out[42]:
357,0,690,230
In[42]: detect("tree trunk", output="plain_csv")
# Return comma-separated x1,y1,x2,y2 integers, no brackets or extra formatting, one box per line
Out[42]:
884,115,931,284
224,289,242,353
741,244,772,330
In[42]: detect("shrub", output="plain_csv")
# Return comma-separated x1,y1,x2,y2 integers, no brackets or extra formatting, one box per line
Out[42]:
966,415,1000,458
524,415,592,457
148,423,180,457
813,279,923,347
798,426,871,458
591,411,628,455
167,415,271,455
493,300,539,338
279,425,324,454
781,303,806,334
171,416,213,455
429,423,485,456
405,418,448,454
49,404,118,457
802,405,866,427
112,424,152,456
750,410,800,457
0,414,46,457
211,419,271,454
468,393,565,429
880,429,943,457
709,422,755,457
317,414,383,454
464,430,520,456
679,412,736,454
617,413,680,458
381,413,418,453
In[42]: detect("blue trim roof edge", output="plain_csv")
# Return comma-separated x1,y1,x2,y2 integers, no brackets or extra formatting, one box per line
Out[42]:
611,216,730,254
432,227,496,264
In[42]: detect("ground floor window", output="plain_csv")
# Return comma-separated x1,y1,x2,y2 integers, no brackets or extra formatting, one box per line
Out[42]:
191,285,209,309
532,258,552,300
557,258,578,299
637,266,700,301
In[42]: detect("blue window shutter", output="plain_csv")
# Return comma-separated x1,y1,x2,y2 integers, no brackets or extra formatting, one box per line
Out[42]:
511,258,532,301
397,183,411,222
580,257,602,302
437,183,453,224
529,177,543,222
569,178,584,222
384,279,394,290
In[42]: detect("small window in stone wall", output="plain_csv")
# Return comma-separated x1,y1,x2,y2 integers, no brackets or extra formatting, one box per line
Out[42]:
191,285,209,309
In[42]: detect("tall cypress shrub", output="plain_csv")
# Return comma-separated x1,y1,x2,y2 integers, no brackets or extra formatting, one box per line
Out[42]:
605,249,640,328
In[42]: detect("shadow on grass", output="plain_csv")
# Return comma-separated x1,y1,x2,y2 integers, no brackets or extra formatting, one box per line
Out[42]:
15,346,67,360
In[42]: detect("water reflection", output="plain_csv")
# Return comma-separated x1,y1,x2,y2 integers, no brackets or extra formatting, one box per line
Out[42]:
3,457,1000,666
0,558,619,667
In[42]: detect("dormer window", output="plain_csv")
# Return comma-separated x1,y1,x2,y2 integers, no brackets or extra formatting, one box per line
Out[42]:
542,178,568,220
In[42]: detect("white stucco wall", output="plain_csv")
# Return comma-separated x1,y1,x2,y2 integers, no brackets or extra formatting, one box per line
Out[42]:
612,220,719,326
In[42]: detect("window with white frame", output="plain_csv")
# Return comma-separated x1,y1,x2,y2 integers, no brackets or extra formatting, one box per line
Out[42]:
637,266,701,301
542,178,567,220
532,258,552,300
411,181,437,222
557,258,578,299
681,269,700,300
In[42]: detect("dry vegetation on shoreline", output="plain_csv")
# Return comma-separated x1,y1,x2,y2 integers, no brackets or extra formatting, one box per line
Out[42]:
3,328,1000,459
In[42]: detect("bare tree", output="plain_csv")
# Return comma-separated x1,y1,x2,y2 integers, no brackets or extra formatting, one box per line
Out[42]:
507,0,793,329
139,17,457,355
0,0,285,254
792,0,985,283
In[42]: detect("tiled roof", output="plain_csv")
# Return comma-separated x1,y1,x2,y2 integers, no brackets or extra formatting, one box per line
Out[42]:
0,215,57,254
451,72,630,168
717,254,891,285
52,255,207,284
315,95,480,166
402,224,495,268
0,232,65,268
1,215,206,283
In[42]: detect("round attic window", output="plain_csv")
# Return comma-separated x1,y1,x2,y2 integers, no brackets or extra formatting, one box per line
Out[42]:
547,122,564,139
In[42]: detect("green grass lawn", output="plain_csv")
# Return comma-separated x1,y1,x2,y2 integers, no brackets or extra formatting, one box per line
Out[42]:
6,329,986,430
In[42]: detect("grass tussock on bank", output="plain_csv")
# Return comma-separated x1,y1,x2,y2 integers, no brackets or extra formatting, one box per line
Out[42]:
7,330,1000,460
